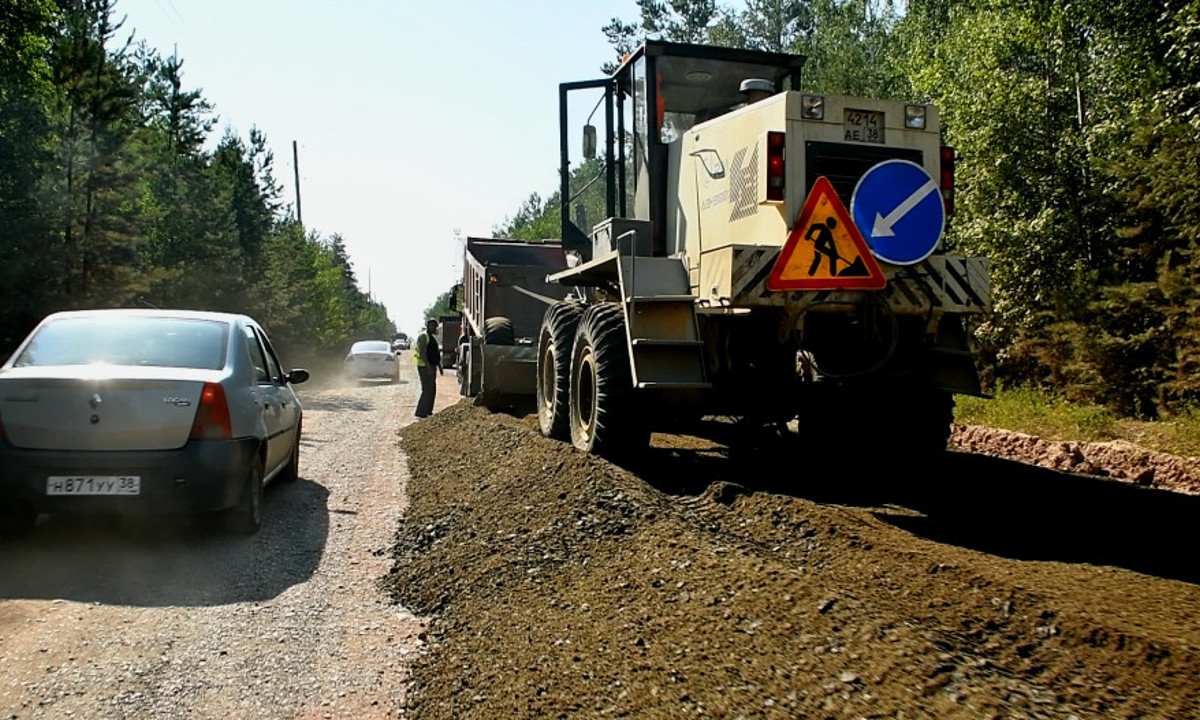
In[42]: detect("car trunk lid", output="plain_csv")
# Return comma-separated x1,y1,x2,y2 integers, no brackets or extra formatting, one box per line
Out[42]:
0,367,218,451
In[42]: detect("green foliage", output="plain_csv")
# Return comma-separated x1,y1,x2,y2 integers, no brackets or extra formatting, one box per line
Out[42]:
800,0,906,97
423,287,459,325
0,0,59,348
0,0,396,361
493,192,558,240
905,4,1097,344
954,385,1121,443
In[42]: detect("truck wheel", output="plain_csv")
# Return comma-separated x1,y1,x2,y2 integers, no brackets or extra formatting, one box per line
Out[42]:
537,301,584,440
569,303,648,457
483,317,515,346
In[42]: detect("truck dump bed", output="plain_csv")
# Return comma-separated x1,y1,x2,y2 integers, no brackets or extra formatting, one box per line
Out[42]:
461,238,569,342
459,238,570,408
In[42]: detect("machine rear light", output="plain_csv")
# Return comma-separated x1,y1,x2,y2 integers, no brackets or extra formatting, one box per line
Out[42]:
189,382,233,440
766,131,786,202
940,146,956,216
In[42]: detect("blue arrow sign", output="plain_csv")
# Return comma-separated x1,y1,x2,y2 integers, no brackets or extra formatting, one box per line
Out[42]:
850,159,945,265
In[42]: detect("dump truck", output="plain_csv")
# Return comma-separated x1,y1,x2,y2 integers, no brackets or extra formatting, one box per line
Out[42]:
528,40,990,458
454,237,571,409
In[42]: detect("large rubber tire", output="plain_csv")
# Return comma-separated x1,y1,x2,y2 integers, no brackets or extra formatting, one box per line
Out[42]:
483,317,515,346
227,461,264,535
280,422,301,484
537,301,584,440
568,303,648,457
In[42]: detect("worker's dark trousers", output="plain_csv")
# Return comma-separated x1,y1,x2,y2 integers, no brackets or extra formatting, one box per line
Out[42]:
416,364,437,417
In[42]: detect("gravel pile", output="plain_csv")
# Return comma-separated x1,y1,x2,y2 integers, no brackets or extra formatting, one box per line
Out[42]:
386,402,1200,719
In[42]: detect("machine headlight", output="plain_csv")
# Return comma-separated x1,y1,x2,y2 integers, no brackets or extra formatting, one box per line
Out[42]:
801,94,825,120
905,105,928,129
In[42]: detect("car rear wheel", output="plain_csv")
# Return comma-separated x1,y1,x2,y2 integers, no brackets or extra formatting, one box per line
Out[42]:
280,425,301,484
227,461,264,534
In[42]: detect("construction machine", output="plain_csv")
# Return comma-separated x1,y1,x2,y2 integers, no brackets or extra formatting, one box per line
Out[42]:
537,40,990,458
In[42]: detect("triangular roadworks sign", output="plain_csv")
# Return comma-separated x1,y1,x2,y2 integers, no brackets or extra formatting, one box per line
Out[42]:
767,176,886,291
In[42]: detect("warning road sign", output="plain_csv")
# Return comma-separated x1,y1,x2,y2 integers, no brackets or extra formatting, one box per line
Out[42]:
767,176,886,291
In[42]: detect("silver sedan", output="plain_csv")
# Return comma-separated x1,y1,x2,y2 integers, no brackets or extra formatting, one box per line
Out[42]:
344,340,400,383
0,309,308,535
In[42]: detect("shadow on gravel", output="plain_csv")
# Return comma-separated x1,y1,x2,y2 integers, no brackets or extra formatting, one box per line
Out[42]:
886,452,1200,586
628,434,1200,586
299,394,376,412
0,478,330,606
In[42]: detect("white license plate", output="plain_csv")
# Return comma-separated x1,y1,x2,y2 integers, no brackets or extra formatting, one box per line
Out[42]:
844,109,885,144
46,476,141,496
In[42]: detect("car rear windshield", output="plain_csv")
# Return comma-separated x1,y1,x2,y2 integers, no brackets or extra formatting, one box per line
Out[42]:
352,341,391,353
12,316,229,370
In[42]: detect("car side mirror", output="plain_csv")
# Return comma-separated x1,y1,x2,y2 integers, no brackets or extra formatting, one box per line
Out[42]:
583,124,597,160
448,283,462,311
287,369,310,385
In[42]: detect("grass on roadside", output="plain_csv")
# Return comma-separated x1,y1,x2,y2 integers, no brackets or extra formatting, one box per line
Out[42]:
953,386,1200,458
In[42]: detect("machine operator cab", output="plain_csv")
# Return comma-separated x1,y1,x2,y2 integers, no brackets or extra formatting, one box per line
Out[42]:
558,41,806,265
557,40,951,286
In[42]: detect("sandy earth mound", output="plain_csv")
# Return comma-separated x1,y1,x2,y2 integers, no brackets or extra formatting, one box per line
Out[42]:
951,425,1200,495
383,403,1200,719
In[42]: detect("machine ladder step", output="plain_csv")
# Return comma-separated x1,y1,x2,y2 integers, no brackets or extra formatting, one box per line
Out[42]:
618,256,708,389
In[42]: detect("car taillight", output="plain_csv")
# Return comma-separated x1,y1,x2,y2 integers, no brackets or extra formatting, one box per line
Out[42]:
940,145,955,216
766,131,785,202
190,382,232,440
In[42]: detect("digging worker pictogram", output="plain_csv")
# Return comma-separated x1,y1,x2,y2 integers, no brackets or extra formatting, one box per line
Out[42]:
806,217,843,276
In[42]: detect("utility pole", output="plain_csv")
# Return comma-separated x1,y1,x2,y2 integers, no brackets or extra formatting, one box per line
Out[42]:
293,140,302,225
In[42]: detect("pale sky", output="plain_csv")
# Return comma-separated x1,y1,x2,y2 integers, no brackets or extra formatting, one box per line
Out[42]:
115,0,639,335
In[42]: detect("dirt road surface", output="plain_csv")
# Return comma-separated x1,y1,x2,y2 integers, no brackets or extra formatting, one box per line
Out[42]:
0,354,458,719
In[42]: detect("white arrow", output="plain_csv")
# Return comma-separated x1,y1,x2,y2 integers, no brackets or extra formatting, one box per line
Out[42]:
872,178,939,237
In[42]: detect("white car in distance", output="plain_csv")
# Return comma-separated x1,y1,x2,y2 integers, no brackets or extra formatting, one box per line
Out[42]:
344,340,399,383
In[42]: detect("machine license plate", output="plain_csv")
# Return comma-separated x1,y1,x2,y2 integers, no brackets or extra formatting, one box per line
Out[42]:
47,476,141,496
844,110,885,144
